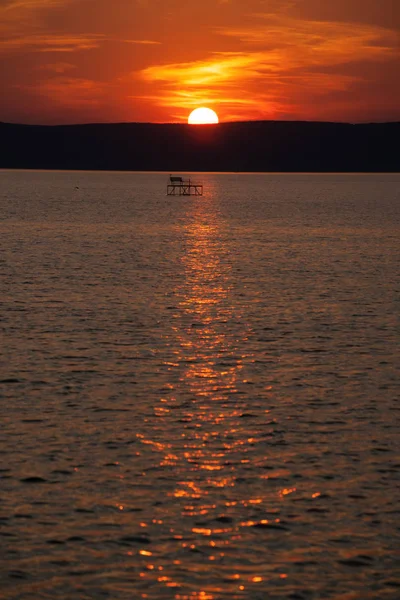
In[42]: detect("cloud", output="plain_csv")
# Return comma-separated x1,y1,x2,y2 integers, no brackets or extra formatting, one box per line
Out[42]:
0,0,76,39
2,0,69,9
16,76,106,106
1,0,74,22
0,33,106,52
124,39,161,45
0,29,162,53
217,14,398,66
37,61,76,72
141,53,285,118
142,53,267,86
139,13,399,120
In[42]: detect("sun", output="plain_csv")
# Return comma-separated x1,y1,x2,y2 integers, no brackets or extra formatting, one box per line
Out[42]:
188,107,219,125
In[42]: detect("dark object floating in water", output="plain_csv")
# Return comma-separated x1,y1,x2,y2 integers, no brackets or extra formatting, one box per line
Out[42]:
119,534,151,544
215,515,234,523
338,556,374,567
8,570,30,579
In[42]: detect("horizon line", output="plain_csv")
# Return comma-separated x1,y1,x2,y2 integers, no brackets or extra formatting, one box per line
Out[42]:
1,119,400,128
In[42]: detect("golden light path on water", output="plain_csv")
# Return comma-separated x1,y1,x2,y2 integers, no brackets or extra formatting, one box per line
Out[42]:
136,185,284,598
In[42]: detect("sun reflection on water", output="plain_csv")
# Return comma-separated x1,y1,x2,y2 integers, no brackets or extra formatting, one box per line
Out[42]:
135,184,275,596
171,192,249,487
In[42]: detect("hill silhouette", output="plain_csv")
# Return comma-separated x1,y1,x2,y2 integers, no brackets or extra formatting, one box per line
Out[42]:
1,120,399,172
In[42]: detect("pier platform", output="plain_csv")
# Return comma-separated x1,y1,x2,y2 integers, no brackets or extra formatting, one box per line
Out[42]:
167,175,203,196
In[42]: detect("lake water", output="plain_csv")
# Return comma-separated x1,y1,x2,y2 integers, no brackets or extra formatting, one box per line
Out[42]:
1,170,399,599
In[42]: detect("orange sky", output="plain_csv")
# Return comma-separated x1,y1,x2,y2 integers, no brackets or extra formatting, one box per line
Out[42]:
1,0,399,124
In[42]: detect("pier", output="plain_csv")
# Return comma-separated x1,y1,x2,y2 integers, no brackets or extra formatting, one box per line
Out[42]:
167,175,203,196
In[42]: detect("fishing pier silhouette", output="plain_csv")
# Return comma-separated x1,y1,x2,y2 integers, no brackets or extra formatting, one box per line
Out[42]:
167,175,203,196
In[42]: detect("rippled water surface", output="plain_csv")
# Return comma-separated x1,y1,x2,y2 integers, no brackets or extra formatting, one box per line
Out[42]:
1,170,400,599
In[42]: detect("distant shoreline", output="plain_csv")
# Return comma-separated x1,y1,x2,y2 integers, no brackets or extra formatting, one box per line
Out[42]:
2,119,399,126
1,120,399,173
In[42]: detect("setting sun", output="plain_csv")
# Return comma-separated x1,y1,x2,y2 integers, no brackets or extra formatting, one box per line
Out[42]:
188,107,219,125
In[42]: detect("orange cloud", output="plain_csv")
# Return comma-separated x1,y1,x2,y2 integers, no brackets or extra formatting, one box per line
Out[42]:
0,33,105,52
218,14,398,66
139,14,399,121
17,76,106,106
143,53,267,87
140,53,283,118
0,32,161,53
2,0,70,10
37,61,75,73
0,0,76,39
124,39,161,45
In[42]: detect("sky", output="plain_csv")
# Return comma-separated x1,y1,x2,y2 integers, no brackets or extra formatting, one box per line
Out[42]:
1,0,399,124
